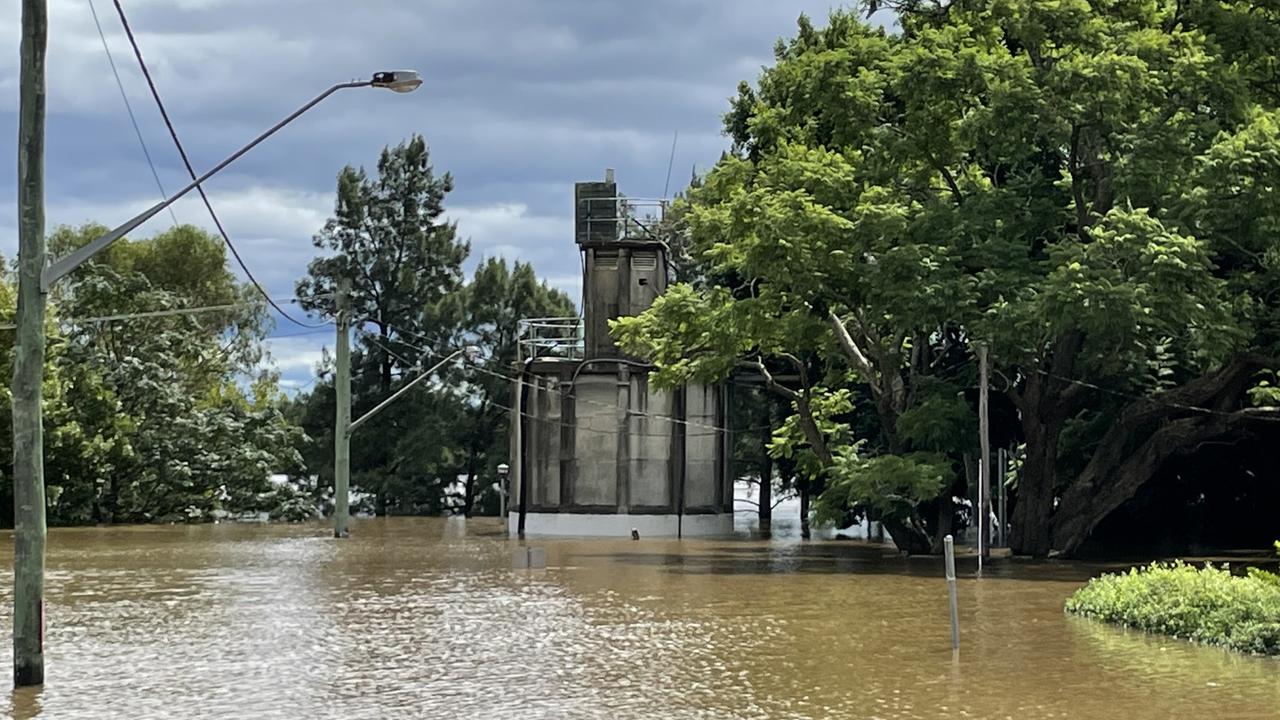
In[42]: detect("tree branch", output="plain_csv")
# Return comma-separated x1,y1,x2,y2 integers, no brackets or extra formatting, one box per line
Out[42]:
828,311,878,386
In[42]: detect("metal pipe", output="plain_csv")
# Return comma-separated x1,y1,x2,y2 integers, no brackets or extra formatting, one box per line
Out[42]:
944,534,960,650
977,344,990,573
516,358,534,537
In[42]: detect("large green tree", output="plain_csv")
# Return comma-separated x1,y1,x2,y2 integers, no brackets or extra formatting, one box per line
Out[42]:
0,224,301,525
296,135,469,513
616,1,1280,555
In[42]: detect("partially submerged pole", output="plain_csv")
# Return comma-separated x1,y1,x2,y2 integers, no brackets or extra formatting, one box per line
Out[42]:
977,344,990,573
333,278,351,538
13,0,48,687
944,534,959,651
512,324,523,537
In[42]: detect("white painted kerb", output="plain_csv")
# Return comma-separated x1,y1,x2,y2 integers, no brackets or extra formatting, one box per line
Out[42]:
508,513,733,538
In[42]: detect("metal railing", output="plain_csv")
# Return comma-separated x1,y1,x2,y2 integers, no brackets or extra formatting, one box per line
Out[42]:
578,196,670,243
517,317,583,361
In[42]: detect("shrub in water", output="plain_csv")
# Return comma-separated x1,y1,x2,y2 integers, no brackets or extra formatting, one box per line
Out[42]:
1065,561,1280,656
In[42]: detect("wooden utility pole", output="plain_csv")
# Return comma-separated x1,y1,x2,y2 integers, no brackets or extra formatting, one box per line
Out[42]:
977,344,991,573
14,0,48,688
334,279,351,538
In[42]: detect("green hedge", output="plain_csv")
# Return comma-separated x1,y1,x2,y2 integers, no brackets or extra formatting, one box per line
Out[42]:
1065,561,1280,656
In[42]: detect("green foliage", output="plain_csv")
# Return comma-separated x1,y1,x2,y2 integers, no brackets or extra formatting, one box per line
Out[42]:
0,224,303,526
768,386,855,478
1247,371,1280,407
814,447,952,526
895,378,975,455
616,1,1280,553
289,137,573,516
295,135,470,514
1066,562,1280,656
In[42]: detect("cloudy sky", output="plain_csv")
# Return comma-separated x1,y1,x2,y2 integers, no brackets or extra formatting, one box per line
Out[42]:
0,0,875,390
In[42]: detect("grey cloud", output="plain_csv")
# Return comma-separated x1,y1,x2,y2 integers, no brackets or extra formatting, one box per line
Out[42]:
2,0,859,385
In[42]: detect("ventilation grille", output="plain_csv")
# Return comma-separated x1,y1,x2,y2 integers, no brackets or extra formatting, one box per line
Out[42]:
631,252,658,271
595,250,619,270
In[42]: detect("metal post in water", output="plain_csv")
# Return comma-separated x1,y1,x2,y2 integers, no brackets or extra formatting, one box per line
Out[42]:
997,447,1008,547
944,534,959,651
977,344,990,574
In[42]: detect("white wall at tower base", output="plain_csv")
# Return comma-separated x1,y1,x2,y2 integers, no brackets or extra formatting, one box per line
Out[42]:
508,513,733,538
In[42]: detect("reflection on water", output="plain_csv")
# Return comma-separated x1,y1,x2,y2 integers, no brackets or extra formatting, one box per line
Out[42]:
0,518,1275,719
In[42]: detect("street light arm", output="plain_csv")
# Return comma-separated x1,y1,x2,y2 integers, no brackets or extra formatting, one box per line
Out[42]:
41,80,372,292
348,347,471,435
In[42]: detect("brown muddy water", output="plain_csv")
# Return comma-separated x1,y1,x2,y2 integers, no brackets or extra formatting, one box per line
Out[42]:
0,517,1275,719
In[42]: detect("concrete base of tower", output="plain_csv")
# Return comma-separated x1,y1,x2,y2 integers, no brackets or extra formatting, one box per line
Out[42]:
507,512,733,538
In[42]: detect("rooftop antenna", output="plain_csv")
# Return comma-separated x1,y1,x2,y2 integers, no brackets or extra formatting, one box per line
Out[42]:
663,130,679,198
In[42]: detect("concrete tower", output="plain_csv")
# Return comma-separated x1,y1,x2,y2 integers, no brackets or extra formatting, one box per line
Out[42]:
509,171,733,537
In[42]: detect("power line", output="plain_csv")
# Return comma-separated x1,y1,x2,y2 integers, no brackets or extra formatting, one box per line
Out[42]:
351,324,775,436
379,325,738,435
0,295,324,330
264,326,335,341
86,0,178,226
485,397,730,439
109,0,326,329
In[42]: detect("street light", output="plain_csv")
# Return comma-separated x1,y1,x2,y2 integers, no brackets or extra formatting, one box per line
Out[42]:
371,70,423,93
496,463,510,519
10,67,421,686
42,70,423,290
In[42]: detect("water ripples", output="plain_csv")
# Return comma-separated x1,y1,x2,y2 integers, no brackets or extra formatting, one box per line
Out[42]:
0,519,1274,718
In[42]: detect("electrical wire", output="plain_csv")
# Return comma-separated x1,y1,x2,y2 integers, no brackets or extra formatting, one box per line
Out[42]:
109,0,326,329
0,295,325,330
379,324,738,435
86,0,178,227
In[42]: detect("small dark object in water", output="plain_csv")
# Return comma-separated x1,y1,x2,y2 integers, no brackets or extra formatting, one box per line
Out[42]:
631,528,640,541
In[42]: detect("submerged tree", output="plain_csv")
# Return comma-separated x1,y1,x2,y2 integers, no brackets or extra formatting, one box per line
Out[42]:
0,224,302,525
616,1,1280,555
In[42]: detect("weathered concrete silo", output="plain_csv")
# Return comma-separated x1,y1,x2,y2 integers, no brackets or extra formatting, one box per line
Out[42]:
508,172,733,537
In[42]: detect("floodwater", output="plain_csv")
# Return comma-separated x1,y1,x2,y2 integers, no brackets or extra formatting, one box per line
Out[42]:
0,517,1276,720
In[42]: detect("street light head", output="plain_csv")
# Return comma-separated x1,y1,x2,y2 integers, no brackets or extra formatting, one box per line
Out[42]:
463,345,482,362
371,70,423,93
497,463,509,476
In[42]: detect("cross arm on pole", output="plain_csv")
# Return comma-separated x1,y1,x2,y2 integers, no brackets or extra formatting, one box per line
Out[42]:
347,346,479,435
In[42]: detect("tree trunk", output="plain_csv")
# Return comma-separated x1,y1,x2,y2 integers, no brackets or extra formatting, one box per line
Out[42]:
462,459,477,518
933,492,955,549
1052,415,1234,554
107,475,121,524
378,323,393,397
1009,414,1060,557
799,479,810,540
882,515,934,554
1049,355,1272,554
1007,329,1085,557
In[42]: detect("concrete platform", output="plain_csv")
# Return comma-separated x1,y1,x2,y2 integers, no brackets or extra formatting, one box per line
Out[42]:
508,512,733,538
